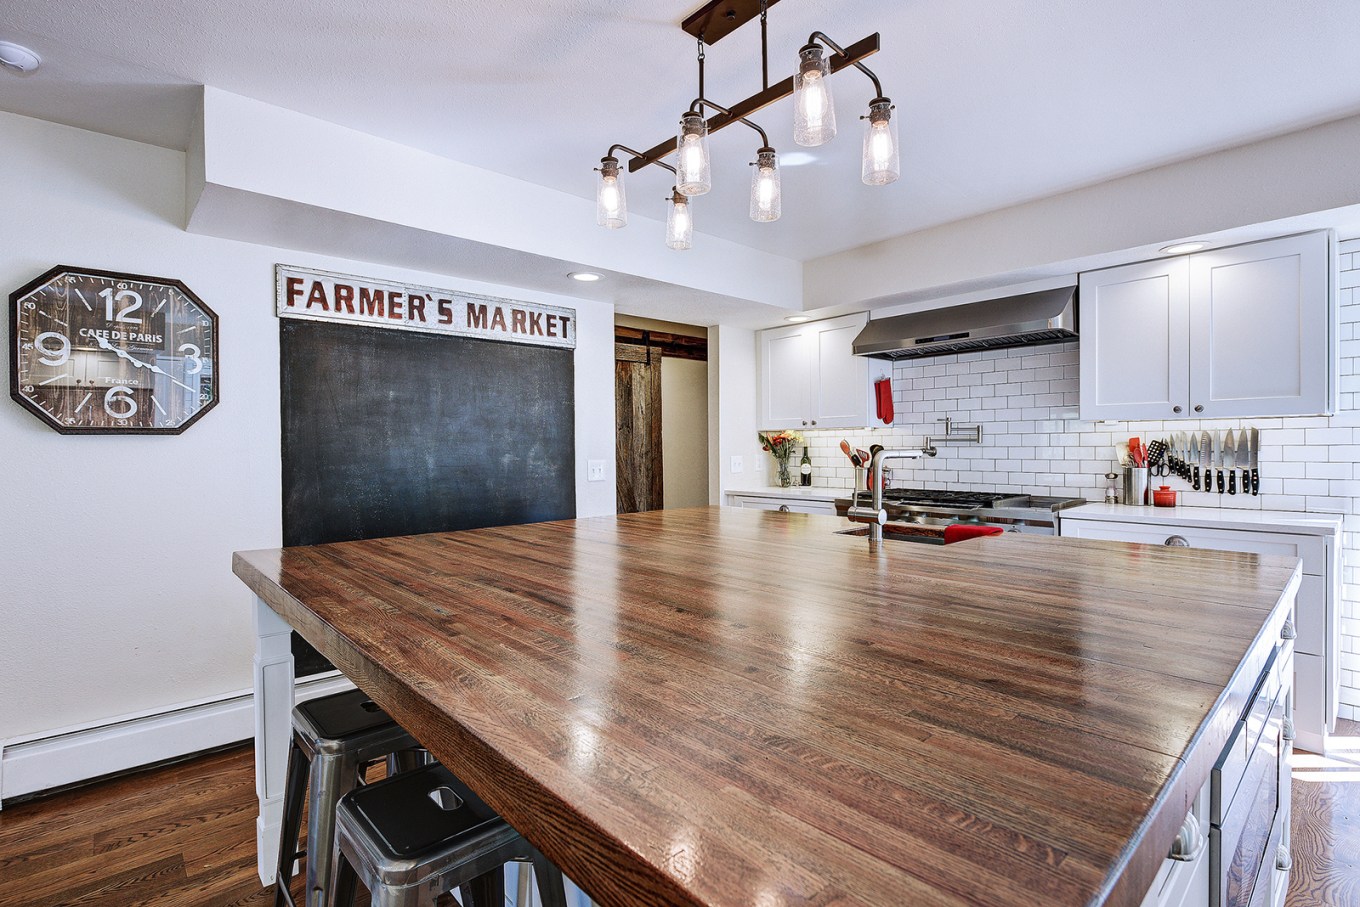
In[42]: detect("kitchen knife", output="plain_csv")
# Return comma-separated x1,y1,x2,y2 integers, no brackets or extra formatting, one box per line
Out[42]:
1180,431,1191,480
1198,431,1212,492
1215,430,1225,494
1238,429,1250,496
1249,427,1260,495
1174,432,1186,479
1192,434,1202,491
1223,431,1236,494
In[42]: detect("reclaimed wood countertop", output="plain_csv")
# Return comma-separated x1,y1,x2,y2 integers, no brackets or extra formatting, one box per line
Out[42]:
233,507,1301,907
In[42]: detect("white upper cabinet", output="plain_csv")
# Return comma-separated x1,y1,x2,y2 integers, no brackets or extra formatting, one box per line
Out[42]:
1080,232,1333,421
759,312,876,429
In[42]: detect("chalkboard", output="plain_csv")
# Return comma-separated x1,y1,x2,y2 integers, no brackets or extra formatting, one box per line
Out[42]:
280,320,576,673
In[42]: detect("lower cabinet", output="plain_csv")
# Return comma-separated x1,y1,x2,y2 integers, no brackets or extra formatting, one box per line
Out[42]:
1139,781,1210,907
1059,514,1339,753
725,493,837,515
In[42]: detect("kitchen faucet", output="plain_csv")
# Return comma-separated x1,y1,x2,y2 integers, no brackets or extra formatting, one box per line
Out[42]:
845,446,938,545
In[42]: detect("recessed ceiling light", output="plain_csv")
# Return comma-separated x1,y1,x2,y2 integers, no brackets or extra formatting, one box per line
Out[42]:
568,271,603,282
0,41,41,75
785,315,811,323
1159,241,1208,255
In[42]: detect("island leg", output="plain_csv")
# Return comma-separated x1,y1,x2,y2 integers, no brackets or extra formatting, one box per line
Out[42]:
253,595,296,885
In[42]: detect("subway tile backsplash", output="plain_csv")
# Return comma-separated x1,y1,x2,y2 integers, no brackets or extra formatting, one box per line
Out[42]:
774,240,1360,720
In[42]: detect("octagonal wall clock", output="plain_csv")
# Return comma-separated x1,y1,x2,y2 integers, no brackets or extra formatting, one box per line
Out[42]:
9,265,219,434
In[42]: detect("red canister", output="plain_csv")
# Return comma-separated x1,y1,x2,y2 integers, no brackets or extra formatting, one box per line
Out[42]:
1152,485,1177,507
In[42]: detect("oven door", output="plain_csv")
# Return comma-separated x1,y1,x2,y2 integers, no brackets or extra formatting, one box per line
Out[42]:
1211,651,1286,907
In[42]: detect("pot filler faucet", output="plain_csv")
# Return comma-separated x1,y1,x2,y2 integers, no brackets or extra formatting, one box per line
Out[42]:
846,446,938,545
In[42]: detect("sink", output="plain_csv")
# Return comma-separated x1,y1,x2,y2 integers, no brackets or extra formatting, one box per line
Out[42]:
837,525,946,545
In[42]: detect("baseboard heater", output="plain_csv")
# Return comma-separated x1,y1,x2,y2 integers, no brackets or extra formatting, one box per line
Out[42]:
0,673,353,807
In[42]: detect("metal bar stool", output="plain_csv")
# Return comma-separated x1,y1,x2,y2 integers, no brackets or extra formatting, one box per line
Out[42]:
329,762,570,907
275,688,425,907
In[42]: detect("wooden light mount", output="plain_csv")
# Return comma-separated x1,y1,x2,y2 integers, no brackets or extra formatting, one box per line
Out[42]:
680,0,782,44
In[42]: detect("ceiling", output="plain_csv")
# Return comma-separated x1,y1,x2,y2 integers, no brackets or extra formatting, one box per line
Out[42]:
4,0,1360,264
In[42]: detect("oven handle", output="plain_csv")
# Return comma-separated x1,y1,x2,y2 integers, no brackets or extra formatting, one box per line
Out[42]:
1169,812,1206,862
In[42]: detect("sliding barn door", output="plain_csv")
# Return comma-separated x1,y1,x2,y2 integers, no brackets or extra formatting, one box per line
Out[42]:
615,343,662,513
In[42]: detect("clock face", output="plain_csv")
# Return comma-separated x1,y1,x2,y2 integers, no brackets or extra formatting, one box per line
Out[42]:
10,266,219,434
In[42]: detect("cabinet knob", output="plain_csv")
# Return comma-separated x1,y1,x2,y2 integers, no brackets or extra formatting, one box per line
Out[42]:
1193,404,1204,413
1164,535,1190,547
810,420,817,426
1172,405,1183,414
777,504,790,512
801,420,808,426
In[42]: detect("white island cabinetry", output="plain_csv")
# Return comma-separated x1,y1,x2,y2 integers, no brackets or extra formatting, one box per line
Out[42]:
1060,503,1340,753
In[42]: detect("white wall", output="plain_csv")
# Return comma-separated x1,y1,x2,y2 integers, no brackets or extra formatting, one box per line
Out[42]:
708,325,763,503
0,110,615,746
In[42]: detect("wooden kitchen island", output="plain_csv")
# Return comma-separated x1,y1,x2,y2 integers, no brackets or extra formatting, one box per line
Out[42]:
233,507,1301,907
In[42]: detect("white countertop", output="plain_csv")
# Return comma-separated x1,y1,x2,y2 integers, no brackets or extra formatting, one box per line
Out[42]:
723,486,853,503
1063,502,1343,536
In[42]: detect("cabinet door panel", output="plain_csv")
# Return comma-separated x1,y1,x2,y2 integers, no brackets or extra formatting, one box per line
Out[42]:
1189,232,1330,418
1079,258,1190,421
761,328,811,427
1293,651,1328,751
810,319,870,428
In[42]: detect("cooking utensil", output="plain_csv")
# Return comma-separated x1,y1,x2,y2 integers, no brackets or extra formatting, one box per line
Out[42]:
1116,440,1130,468
1128,437,1144,468
1146,439,1167,477
1249,427,1260,495
1238,428,1250,497
1224,431,1236,494
839,439,860,467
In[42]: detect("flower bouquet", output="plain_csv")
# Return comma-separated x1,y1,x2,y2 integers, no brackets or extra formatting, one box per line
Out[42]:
757,430,805,487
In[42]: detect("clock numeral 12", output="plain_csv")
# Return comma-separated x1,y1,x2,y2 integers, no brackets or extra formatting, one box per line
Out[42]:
99,288,143,323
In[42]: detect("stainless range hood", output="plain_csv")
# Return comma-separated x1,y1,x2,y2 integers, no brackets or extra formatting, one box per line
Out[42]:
852,286,1077,360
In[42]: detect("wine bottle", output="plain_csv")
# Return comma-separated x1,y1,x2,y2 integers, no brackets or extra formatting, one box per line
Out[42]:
799,446,812,486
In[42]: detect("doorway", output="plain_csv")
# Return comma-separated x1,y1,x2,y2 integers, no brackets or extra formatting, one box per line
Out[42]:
615,317,708,514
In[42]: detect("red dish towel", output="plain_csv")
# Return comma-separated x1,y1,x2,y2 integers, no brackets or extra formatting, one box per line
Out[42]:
943,524,1005,545
874,377,894,424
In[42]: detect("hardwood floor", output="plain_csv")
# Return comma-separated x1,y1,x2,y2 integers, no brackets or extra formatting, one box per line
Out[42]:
0,723,1356,907
1288,717,1360,907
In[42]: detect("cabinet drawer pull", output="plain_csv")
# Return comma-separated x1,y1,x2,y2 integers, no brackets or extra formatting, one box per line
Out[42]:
1164,535,1190,547
1282,716,1295,743
1193,404,1204,413
1276,845,1292,873
1169,813,1205,862
1280,617,1296,640
777,505,790,512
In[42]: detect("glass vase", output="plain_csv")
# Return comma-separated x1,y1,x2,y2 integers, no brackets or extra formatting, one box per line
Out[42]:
777,456,792,487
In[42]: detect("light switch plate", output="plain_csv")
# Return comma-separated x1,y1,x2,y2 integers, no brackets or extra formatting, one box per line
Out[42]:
587,460,606,482
730,455,743,474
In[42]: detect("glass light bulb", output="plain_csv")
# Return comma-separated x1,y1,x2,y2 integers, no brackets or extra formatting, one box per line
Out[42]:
675,113,711,196
861,100,900,186
749,149,781,223
595,157,627,228
666,191,693,250
793,45,836,147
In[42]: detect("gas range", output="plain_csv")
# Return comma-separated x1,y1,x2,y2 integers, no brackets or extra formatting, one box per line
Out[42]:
834,487,1086,534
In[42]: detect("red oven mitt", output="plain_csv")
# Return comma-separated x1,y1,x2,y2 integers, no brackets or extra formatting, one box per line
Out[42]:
874,377,894,424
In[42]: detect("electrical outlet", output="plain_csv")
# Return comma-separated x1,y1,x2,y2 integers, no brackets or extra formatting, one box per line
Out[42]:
587,460,606,482
730,455,743,474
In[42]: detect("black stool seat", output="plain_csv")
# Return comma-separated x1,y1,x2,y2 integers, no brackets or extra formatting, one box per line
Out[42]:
331,763,569,907
296,689,402,740
346,764,502,858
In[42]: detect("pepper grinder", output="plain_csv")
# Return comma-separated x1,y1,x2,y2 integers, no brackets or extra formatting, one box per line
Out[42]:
1104,471,1121,505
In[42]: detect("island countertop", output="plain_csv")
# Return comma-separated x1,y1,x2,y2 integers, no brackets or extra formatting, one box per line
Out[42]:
233,506,1300,907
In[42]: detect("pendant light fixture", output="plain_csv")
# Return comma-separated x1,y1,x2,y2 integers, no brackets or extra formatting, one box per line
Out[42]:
750,147,781,222
665,189,694,250
861,98,899,185
793,44,835,147
594,0,896,249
